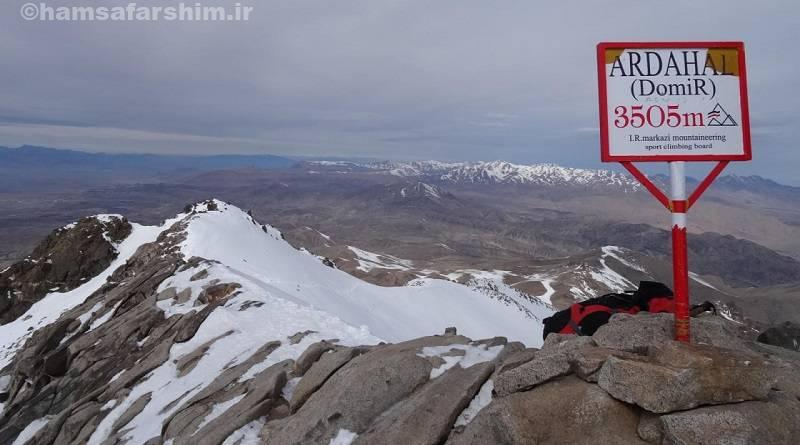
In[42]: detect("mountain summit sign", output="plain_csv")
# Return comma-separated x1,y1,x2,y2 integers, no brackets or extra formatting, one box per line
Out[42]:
598,42,751,162
597,42,752,342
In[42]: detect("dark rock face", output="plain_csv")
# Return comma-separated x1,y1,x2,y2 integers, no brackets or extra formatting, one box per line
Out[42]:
0,221,181,445
0,216,131,324
758,321,800,352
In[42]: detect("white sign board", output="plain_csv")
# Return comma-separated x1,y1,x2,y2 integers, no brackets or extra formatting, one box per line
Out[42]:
598,42,751,162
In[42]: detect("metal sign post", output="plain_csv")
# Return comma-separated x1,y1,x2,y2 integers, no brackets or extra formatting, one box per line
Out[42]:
597,42,751,342
669,161,690,341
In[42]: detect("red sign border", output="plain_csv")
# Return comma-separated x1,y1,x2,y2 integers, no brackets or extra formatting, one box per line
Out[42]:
597,41,752,163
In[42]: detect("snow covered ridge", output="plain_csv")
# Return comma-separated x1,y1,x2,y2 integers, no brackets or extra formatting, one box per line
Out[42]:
173,200,551,344
0,199,554,443
306,160,640,189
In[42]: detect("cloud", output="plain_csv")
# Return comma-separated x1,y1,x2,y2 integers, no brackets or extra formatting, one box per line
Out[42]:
0,0,798,183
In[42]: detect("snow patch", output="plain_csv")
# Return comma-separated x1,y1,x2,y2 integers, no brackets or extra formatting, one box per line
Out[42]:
195,394,246,433
601,246,645,272
88,300,123,332
222,418,266,445
12,416,53,445
102,399,118,410
282,377,302,402
418,344,503,379
689,272,720,291
591,248,636,292
455,379,494,427
329,429,358,445
347,246,413,272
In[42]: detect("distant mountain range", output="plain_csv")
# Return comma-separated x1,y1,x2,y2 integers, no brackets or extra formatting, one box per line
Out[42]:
2,145,797,192
0,145,295,170
306,160,641,190
306,160,800,196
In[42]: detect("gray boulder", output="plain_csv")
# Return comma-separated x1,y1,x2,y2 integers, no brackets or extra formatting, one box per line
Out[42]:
355,361,494,445
447,376,646,445
493,335,593,396
593,313,754,353
262,335,472,445
592,313,673,352
292,340,336,376
290,347,359,412
598,341,775,413
660,392,800,444
758,321,800,352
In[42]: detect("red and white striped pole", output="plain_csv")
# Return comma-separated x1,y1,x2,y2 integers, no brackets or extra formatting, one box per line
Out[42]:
669,161,690,342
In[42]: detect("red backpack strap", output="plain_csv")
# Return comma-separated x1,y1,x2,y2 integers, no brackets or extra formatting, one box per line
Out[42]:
560,304,583,334
563,304,615,335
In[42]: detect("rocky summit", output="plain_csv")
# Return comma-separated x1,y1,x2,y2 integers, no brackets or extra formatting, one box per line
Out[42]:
0,200,798,445
0,215,131,325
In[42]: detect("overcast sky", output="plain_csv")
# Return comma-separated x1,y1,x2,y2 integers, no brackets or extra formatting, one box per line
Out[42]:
1,1,798,183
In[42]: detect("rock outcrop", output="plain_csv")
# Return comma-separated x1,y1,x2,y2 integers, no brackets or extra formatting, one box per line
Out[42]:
450,313,800,445
758,321,800,352
0,215,131,324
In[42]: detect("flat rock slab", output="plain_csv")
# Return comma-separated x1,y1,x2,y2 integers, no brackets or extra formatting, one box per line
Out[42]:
598,341,775,413
569,345,639,382
293,340,336,376
262,335,472,445
354,361,494,445
493,336,593,396
593,313,674,353
447,376,646,445
181,360,291,445
593,313,754,353
290,347,358,412
660,393,800,444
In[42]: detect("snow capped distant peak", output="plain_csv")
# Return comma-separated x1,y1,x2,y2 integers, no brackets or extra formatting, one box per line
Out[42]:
396,181,447,200
440,161,637,188
306,160,638,189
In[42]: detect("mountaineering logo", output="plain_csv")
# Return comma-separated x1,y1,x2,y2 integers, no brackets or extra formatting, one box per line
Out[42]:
707,103,738,126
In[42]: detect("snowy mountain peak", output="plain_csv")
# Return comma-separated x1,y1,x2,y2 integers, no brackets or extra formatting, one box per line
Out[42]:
439,161,636,188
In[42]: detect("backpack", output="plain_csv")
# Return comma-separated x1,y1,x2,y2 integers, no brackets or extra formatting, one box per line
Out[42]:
542,281,674,340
